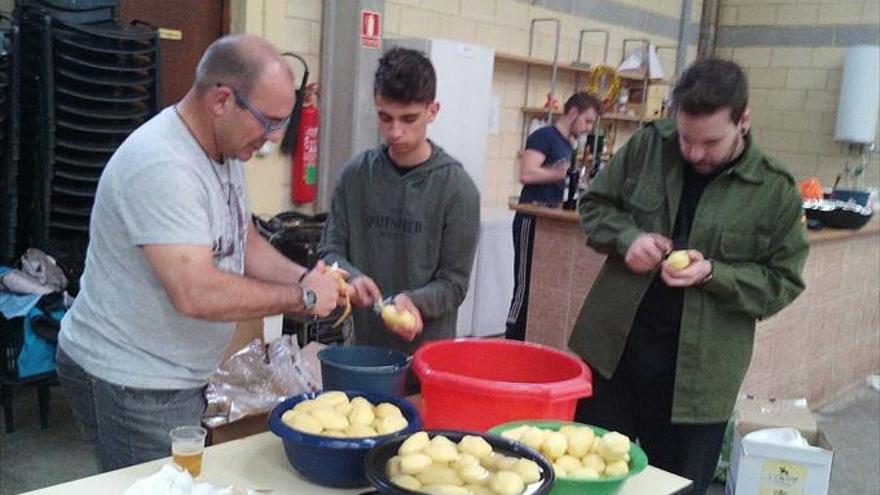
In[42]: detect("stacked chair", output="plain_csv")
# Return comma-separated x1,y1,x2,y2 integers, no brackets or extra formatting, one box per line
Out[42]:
15,0,159,286
0,15,20,266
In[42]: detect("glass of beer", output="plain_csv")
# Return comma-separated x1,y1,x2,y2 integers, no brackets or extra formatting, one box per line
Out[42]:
169,425,207,477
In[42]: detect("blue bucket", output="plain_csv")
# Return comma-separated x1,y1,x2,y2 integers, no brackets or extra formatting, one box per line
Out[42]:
318,345,411,397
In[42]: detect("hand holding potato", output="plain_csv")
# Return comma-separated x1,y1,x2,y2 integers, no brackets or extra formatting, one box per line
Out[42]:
381,293,423,341
660,249,712,288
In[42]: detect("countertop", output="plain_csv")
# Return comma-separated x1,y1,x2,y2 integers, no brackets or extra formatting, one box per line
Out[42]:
509,198,880,244
21,431,694,495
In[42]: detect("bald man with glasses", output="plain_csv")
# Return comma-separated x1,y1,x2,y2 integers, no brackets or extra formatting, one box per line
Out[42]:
57,34,343,472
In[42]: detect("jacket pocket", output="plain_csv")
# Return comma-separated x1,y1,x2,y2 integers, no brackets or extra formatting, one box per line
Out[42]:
719,229,771,262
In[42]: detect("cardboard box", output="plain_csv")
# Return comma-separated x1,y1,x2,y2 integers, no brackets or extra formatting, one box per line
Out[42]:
205,412,269,446
726,397,833,495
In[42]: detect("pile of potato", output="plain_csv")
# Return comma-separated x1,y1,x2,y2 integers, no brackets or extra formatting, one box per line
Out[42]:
386,432,545,495
280,391,408,438
500,424,631,479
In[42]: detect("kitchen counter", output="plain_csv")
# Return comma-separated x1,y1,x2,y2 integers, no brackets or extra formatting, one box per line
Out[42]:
21,431,693,494
510,199,880,407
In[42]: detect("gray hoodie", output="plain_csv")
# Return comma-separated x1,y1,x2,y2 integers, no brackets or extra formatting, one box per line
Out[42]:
318,142,480,354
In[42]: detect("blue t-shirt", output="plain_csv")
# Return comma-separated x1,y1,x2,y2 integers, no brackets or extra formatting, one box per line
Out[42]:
518,125,573,205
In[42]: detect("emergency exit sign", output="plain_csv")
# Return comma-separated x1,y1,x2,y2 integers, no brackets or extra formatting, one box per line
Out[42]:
361,10,381,49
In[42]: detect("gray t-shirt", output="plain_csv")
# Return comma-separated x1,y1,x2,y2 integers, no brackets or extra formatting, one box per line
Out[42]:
59,107,250,389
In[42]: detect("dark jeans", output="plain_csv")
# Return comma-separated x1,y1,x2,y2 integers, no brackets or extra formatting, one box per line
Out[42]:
506,213,535,341
56,348,206,472
575,352,726,495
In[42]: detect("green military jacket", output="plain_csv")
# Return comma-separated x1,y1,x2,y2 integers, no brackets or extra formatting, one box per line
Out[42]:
569,118,809,424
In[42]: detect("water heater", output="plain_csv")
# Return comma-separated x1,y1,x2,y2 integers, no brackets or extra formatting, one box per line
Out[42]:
834,45,880,144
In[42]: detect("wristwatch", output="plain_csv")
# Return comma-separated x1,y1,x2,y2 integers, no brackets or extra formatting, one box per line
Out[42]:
300,285,317,314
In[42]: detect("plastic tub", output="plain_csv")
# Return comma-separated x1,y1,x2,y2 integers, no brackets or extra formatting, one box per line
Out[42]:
489,420,648,495
268,390,421,488
318,345,411,397
412,338,592,430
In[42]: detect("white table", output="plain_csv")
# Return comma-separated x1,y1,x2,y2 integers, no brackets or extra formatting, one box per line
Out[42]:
21,431,693,494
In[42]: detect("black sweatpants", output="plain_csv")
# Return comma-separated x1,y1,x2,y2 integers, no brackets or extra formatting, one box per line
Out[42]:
575,352,727,495
506,213,535,341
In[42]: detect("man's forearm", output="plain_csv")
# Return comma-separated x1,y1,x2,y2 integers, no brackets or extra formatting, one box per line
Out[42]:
244,224,308,284
177,269,307,321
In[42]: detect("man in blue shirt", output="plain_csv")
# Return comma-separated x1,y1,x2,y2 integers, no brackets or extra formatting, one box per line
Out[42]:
506,92,600,341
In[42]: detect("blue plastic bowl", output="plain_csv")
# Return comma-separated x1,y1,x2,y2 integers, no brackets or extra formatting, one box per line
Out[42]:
318,345,411,397
268,390,421,488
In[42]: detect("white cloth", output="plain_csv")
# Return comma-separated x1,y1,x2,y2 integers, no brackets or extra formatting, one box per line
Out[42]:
123,464,254,495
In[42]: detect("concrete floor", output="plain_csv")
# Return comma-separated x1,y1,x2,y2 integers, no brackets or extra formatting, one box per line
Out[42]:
1,380,878,495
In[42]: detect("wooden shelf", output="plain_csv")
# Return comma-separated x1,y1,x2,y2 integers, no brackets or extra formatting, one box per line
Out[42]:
522,106,562,115
601,113,643,122
495,52,592,74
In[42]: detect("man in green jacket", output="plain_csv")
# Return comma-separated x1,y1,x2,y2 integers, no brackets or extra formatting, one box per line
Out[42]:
570,59,808,493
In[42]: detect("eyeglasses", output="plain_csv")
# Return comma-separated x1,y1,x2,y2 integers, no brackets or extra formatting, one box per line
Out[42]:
217,83,291,135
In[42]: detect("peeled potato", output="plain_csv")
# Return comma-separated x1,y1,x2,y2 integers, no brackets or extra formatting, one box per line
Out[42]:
424,438,460,463
513,458,541,484
596,432,630,462
387,455,402,477
310,407,349,430
565,427,595,457
377,415,409,435
314,390,348,406
400,431,431,455
375,402,404,419
491,470,526,495
604,460,629,477
390,474,421,490
280,409,298,424
495,455,519,471
459,435,493,459
582,453,606,473
333,401,353,415
348,404,376,426
459,464,490,484
346,424,378,438
400,453,433,475
500,425,530,442
452,453,480,470
417,465,463,486
289,414,322,435
292,399,319,413
540,431,568,461
520,427,548,450
555,455,582,473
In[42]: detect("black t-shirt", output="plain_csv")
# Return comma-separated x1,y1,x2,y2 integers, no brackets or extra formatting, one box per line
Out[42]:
518,125,573,205
624,163,728,377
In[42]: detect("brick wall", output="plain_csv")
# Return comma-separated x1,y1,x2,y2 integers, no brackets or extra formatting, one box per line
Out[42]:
716,0,880,191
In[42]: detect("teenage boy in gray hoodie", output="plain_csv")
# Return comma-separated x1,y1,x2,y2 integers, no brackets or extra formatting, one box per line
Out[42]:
318,47,480,355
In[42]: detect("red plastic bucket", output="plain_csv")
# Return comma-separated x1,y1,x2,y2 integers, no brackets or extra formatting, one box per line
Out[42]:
412,338,592,430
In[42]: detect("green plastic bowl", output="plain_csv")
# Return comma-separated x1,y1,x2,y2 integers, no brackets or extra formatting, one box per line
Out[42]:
489,420,648,495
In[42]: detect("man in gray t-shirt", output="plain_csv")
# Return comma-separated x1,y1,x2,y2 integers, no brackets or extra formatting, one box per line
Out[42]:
57,34,341,472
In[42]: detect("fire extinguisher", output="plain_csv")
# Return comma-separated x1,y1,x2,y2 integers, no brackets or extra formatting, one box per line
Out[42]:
280,53,318,204
291,84,319,204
